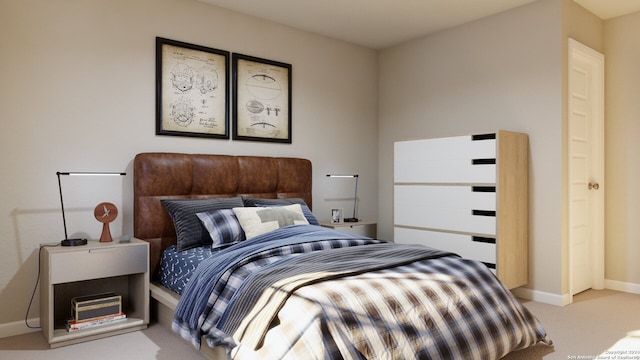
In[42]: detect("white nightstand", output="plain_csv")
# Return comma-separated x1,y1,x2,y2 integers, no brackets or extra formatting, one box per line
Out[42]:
320,221,377,238
40,238,149,348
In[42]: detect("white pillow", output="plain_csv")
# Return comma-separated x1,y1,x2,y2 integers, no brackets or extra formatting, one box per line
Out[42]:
233,204,309,239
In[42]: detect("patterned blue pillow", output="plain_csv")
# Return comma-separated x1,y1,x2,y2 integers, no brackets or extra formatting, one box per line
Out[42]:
196,209,246,249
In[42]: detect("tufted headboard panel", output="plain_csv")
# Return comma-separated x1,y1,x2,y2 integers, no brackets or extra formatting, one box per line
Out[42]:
133,152,312,278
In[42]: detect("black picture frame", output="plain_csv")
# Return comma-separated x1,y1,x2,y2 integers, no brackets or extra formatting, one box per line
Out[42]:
156,37,230,139
232,53,292,143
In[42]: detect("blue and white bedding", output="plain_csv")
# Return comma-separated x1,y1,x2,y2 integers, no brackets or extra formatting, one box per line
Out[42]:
170,224,551,359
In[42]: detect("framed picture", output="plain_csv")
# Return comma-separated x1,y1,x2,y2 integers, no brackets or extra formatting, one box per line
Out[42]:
331,208,343,224
156,37,230,139
232,53,292,143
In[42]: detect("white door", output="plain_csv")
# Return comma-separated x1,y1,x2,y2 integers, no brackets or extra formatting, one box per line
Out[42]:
568,39,605,296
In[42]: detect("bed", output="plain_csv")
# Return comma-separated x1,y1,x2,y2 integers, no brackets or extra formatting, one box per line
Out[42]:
133,152,551,359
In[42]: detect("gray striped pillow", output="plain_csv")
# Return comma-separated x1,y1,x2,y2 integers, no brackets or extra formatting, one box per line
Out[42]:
161,197,244,251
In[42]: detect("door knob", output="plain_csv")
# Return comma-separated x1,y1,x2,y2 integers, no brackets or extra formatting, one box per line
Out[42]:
588,182,600,190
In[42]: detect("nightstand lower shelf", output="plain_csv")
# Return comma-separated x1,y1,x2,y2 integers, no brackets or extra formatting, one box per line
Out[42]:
50,318,147,348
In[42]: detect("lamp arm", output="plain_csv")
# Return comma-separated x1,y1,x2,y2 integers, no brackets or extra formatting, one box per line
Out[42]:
55,171,125,245
326,173,359,222
56,172,69,240
352,175,359,220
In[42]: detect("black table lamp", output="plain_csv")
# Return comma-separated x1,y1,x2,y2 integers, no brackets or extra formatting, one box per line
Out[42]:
326,174,359,222
57,171,126,246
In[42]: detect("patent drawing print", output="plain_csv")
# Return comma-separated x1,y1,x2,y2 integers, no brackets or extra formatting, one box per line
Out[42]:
156,37,230,139
233,53,292,143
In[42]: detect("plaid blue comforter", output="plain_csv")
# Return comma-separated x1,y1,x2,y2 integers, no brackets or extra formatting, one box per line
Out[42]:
172,225,551,359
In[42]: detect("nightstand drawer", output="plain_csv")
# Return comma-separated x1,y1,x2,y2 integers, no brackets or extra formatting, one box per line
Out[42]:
320,221,377,238
50,244,148,284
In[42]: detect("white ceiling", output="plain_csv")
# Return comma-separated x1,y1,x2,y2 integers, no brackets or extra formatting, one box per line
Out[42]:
198,0,640,49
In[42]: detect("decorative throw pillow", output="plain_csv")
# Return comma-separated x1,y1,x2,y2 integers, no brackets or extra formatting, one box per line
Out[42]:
196,209,245,249
233,203,309,239
161,197,244,251
242,197,320,225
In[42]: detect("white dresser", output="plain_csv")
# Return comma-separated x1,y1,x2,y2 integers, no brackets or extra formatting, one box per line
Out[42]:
393,130,528,289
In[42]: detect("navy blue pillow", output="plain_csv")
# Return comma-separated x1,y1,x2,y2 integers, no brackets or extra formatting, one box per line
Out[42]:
161,197,244,251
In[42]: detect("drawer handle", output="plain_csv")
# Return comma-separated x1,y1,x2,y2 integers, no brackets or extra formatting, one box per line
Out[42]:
472,158,496,165
472,236,496,244
472,133,496,141
472,186,496,193
472,210,496,217
481,262,496,269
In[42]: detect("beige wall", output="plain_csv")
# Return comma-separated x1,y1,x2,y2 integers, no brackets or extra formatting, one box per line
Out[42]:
604,11,640,287
378,0,565,299
0,0,378,332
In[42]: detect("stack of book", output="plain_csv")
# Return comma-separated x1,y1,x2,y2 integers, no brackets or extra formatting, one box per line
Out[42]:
66,292,126,332
66,312,127,332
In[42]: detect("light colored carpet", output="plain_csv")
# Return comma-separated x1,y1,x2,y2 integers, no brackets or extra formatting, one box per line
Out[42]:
1,289,638,359
0,322,206,360
503,289,640,359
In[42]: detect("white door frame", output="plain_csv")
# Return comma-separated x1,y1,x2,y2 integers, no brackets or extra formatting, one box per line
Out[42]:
567,38,605,302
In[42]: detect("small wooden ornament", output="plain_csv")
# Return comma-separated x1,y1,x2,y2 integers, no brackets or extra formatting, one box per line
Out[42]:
94,202,118,242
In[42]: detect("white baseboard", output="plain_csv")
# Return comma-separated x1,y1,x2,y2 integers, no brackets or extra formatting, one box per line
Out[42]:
512,279,640,307
605,279,640,294
511,287,571,306
0,318,40,339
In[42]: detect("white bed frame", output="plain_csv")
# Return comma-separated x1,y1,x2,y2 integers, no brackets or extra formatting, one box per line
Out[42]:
150,283,225,359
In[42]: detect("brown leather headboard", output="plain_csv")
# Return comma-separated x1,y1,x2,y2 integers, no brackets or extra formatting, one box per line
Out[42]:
133,152,312,278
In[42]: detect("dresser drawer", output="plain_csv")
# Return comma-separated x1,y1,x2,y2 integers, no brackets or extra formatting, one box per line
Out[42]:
394,185,496,235
397,159,496,184
395,185,495,210
394,227,496,266
50,244,148,284
395,135,496,184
